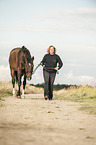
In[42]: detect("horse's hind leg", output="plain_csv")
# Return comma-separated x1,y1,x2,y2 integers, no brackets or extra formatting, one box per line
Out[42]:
11,69,15,96
17,74,21,98
15,71,19,91
15,71,18,83
22,75,26,98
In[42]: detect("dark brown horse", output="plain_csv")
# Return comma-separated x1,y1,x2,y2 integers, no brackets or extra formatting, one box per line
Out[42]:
9,46,34,98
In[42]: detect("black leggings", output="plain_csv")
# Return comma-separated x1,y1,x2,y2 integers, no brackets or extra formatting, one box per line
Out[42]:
43,70,56,100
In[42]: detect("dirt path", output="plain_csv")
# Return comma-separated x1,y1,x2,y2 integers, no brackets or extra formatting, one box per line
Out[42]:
0,94,96,145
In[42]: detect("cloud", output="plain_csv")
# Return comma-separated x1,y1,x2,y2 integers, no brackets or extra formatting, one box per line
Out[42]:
0,65,11,81
30,7,96,33
34,8,96,20
0,8,96,34
58,70,96,86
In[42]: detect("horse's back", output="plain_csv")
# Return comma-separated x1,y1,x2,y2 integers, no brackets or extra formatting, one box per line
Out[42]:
9,48,21,71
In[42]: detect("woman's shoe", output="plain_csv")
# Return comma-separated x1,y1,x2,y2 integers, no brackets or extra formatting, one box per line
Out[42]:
49,97,52,100
45,96,48,100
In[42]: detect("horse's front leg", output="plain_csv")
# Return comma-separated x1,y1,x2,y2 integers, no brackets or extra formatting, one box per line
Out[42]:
22,75,26,98
11,69,15,96
17,74,21,98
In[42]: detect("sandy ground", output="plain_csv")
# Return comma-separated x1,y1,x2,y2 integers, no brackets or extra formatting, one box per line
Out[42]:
0,94,96,145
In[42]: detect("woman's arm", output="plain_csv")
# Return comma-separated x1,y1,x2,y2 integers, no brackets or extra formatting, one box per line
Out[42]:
57,55,63,70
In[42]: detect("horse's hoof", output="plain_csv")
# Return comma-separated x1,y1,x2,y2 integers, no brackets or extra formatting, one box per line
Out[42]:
17,96,21,99
13,94,16,97
21,95,25,99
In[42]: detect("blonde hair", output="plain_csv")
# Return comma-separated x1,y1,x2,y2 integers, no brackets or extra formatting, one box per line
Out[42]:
47,45,56,54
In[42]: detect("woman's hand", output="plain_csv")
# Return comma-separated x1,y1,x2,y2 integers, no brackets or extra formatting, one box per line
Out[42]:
54,67,59,70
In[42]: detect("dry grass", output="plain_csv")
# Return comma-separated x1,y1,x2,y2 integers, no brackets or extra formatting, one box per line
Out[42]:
1,81,96,114
0,81,43,100
0,82,12,99
54,86,96,115
25,84,43,94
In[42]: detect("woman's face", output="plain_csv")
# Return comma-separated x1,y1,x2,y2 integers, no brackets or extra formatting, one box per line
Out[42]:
50,47,54,55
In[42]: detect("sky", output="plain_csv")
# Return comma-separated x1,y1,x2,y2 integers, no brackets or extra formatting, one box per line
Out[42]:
0,0,96,86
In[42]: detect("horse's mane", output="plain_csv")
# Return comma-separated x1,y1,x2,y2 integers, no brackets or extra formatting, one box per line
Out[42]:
19,46,31,62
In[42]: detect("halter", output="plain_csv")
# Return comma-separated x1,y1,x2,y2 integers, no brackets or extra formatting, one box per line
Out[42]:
26,70,32,74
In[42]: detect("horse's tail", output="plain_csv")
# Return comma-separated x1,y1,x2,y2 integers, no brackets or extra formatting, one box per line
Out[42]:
14,71,18,83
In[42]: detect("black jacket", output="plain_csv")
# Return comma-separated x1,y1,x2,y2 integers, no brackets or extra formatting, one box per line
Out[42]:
41,53,63,72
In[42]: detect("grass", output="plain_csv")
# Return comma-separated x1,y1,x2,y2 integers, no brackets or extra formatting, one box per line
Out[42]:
0,81,12,99
54,86,96,115
25,84,43,94
0,81,43,100
0,81,96,115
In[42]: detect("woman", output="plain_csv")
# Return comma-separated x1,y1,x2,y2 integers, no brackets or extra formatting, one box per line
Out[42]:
41,45,63,100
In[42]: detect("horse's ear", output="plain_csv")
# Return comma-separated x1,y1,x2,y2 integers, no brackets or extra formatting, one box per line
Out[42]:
22,46,25,49
32,56,34,61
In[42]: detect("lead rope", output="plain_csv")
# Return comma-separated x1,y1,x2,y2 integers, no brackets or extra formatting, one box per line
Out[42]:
32,63,41,75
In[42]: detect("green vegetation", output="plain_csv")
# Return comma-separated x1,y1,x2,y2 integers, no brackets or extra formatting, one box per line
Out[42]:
30,83,78,90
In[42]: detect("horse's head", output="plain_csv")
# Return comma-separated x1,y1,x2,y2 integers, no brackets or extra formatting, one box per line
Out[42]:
25,56,34,81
